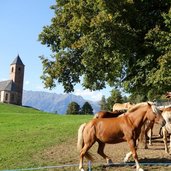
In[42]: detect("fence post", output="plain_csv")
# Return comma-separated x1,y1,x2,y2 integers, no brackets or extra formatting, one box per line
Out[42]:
88,160,91,171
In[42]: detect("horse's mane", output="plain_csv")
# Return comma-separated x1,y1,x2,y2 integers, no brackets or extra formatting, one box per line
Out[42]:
151,103,162,115
127,102,149,113
127,101,161,115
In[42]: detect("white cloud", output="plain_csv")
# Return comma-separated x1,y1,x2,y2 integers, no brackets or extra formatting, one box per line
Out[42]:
74,89,103,101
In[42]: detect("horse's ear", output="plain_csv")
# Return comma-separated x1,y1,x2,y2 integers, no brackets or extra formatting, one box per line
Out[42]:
147,101,153,106
159,107,165,112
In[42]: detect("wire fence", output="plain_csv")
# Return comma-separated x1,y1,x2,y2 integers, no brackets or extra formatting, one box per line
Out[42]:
2,161,171,171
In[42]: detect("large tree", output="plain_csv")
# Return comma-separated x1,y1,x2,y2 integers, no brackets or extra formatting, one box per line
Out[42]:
106,89,123,110
66,101,80,114
81,102,93,114
99,95,108,111
39,0,171,98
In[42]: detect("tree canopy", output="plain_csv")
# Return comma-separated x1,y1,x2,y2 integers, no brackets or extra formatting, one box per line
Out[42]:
39,0,171,98
81,102,93,114
66,101,80,114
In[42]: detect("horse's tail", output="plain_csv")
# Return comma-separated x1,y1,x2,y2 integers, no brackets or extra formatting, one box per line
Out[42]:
77,123,86,151
77,123,94,161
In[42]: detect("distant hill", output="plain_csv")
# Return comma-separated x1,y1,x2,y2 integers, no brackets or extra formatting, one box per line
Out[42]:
22,90,100,114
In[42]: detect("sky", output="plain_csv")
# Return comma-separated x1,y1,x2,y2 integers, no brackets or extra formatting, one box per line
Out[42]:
0,0,112,101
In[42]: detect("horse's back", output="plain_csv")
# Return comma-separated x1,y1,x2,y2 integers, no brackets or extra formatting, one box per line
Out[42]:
94,110,124,118
92,117,127,130
113,102,133,111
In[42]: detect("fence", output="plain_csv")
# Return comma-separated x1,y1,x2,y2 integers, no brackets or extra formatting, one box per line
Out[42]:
2,161,171,171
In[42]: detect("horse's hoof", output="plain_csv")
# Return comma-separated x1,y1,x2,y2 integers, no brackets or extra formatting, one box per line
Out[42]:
124,157,128,163
80,168,84,171
137,168,144,171
107,158,113,165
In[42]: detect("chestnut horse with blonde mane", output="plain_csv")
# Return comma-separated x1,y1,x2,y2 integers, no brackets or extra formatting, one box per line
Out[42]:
77,102,165,171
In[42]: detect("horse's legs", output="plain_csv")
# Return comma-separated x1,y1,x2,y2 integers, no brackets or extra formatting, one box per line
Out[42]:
79,144,89,170
162,127,169,153
79,126,96,171
147,129,152,146
169,135,171,154
138,124,148,149
124,138,137,162
145,121,154,146
79,141,95,171
127,139,144,171
97,141,112,164
124,151,132,163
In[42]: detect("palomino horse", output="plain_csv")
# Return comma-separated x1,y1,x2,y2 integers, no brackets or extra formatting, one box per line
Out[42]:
77,102,165,171
113,102,134,111
161,107,171,154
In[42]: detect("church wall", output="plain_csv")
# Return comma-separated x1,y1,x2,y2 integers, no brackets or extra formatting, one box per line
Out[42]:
0,91,5,102
0,91,18,104
0,91,10,103
0,91,2,102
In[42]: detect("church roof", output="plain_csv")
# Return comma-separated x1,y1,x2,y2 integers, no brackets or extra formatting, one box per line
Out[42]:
0,80,16,91
11,55,24,66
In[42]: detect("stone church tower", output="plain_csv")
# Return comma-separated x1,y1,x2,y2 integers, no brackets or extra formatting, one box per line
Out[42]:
10,55,25,105
0,55,25,105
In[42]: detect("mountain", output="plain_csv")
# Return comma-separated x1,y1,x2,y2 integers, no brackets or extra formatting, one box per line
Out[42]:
22,90,100,114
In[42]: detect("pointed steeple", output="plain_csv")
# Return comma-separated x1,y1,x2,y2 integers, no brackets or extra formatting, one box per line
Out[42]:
11,54,24,66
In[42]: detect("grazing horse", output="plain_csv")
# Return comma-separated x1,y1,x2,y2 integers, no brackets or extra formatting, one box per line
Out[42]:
113,102,134,111
77,102,165,171
161,107,171,154
93,110,125,119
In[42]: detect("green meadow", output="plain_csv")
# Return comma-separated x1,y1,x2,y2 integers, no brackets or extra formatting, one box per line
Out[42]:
0,103,91,170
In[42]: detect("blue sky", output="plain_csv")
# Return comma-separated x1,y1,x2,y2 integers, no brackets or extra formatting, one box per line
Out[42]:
0,0,112,101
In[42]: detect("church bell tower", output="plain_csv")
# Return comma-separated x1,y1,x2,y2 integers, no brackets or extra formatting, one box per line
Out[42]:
10,55,25,105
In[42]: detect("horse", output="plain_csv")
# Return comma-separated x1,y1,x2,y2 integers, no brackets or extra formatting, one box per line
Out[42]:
94,106,157,149
161,107,171,154
93,110,125,119
112,102,134,111
77,102,165,171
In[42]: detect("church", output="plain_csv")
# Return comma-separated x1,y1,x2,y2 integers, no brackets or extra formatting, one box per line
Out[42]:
0,55,25,105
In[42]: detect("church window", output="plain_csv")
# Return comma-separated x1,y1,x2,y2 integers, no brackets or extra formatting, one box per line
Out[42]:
18,67,21,71
11,67,14,72
5,93,8,101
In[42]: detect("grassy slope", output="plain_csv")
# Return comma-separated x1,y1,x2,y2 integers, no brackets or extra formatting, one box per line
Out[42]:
0,103,92,170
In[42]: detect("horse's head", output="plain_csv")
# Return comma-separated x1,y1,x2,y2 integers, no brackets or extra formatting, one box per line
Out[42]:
147,102,166,127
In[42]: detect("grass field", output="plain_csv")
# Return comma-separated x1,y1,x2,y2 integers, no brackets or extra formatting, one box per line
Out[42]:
0,103,92,170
